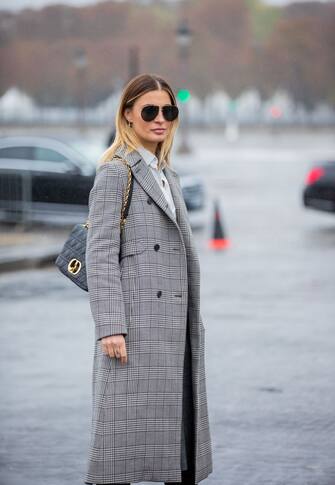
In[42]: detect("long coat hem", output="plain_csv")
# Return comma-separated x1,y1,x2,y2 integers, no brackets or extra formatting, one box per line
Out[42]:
83,464,213,485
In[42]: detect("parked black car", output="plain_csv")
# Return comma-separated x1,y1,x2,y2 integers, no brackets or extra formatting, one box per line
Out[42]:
0,136,95,224
0,135,206,227
303,160,335,214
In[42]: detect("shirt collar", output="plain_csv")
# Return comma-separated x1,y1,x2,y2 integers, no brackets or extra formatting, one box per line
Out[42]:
137,145,159,170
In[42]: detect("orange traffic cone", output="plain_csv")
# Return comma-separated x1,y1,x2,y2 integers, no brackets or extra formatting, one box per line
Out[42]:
208,199,230,250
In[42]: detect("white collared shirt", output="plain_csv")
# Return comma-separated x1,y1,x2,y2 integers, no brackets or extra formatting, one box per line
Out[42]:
137,145,176,220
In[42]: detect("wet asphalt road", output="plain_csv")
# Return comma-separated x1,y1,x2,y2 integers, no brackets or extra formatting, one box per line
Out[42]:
1,130,335,485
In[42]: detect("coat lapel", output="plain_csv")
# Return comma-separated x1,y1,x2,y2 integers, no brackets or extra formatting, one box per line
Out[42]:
114,145,185,230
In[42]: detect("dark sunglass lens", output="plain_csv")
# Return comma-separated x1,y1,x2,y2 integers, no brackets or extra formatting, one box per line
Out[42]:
163,105,179,121
141,105,159,122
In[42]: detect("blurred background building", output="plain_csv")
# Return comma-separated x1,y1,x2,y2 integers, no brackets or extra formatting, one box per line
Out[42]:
0,0,334,127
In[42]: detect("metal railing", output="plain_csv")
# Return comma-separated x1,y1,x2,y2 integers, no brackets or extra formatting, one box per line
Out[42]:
0,170,33,227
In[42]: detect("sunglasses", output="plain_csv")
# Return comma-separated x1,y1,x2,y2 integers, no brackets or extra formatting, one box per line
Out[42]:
141,104,179,122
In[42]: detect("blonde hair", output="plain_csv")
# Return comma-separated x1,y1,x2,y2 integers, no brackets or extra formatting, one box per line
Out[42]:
98,73,180,170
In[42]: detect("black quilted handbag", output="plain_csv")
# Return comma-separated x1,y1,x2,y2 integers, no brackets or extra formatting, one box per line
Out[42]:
55,156,133,291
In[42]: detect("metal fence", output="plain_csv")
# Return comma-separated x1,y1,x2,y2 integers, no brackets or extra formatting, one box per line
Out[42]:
0,170,33,227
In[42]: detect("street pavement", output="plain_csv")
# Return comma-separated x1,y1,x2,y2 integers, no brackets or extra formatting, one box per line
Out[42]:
1,129,335,485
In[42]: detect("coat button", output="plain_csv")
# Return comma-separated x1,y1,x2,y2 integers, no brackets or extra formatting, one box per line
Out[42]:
157,290,162,298
147,197,152,204
154,243,160,251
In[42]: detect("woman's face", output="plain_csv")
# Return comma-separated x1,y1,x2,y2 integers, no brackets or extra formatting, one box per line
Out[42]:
124,89,174,150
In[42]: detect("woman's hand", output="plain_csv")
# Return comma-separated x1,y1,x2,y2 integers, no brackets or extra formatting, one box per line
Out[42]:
100,334,128,364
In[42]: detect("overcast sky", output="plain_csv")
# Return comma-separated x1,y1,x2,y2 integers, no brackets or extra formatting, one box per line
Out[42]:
0,0,333,12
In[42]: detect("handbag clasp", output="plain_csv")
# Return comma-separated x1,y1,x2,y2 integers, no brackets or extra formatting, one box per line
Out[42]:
68,258,82,275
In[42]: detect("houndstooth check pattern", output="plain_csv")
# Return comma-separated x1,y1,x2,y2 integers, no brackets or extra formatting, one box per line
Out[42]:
84,144,213,484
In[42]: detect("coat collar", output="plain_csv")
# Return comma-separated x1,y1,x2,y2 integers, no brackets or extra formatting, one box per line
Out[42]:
113,144,178,175
113,144,183,230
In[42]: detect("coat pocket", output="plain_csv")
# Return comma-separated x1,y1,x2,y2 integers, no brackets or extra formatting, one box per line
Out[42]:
119,240,146,329
119,239,146,260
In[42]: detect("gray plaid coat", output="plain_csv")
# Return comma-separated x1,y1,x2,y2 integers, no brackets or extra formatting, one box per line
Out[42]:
84,144,213,484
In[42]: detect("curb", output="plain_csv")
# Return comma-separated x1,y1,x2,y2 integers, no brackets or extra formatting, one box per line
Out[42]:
0,251,59,274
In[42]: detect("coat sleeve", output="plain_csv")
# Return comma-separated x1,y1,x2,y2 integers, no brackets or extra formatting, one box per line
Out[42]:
86,161,128,341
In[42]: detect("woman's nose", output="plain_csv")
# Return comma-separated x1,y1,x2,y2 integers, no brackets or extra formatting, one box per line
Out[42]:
155,110,165,122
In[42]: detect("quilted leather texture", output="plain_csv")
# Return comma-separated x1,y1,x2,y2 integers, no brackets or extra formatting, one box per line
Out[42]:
55,223,88,291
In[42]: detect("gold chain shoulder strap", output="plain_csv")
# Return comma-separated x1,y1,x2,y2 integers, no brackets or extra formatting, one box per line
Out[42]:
115,155,132,231
83,155,132,231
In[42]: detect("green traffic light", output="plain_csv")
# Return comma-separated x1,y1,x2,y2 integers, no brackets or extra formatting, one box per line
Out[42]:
229,100,237,112
177,89,191,103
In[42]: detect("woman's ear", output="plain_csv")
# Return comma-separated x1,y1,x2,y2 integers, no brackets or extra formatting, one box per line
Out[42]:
124,108,132,124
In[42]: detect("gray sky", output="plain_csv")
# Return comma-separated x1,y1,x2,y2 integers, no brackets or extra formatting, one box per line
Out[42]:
0,0,332,12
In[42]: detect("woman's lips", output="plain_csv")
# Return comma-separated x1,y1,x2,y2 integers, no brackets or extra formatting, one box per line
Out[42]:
152,129,165,134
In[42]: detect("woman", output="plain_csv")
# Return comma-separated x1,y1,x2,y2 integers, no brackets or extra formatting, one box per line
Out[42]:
84,73,213,485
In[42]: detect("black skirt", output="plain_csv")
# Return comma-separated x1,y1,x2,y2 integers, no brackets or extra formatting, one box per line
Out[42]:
180,320,194,471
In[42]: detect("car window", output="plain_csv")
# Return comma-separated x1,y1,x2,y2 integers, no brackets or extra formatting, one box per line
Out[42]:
33,147,68,163
0,146,33,159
